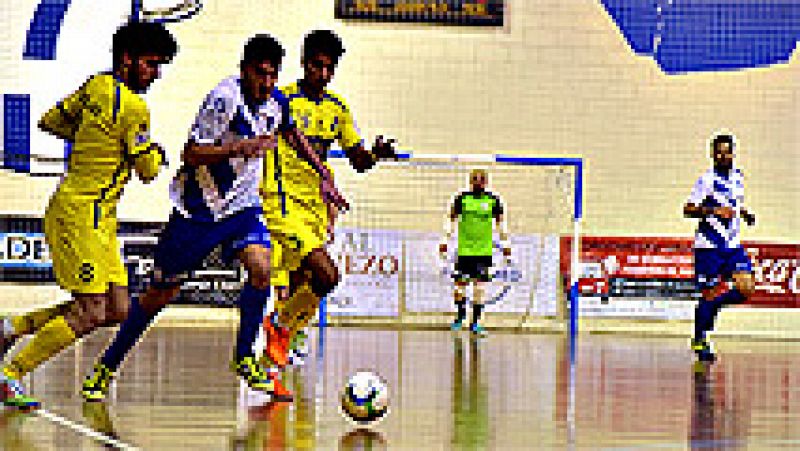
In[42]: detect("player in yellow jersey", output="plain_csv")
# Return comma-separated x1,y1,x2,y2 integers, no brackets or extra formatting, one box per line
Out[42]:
261,30,397,372
0,22,177,409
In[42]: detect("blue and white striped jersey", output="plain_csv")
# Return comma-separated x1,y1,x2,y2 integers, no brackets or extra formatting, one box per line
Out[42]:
170,76,293,222
687,167,745,249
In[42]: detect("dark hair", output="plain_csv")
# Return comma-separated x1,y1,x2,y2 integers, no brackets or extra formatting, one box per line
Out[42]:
113,21,178,69
241,34,285,68
302,30,345,62
711,134,735,152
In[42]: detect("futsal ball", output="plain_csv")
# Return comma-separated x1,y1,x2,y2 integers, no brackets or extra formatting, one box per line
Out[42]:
340,371,389,426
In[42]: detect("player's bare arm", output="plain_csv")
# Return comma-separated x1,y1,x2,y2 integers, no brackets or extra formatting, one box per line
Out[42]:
683,203,736,220
183,134,276,166
281,127,350,212
345,135,398,173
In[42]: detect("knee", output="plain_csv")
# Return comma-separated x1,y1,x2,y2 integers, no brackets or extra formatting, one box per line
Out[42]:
139,284,179,317
65,296,105,336
312,264,339,297
735,277,755,298
247,265,271,291
454,283,467,302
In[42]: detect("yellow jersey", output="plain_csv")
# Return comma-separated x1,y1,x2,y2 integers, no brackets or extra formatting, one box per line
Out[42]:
262,82,362,205
40,73,164,225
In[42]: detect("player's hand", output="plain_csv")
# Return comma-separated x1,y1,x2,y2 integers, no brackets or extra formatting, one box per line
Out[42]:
741,209,756,226
372,135,398,161
231,134,276,159
320,179,350,212
438,243,448,255
713,206,735,220
502,247,511,257
327,220,336,244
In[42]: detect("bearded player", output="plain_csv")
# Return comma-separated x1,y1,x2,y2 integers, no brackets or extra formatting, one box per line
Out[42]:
684,133,756,362
261,30,397,378
0,22,177,409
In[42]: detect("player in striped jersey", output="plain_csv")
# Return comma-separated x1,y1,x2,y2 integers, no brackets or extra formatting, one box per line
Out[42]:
79,34,346,402
684,133,756,362
0,22,177,410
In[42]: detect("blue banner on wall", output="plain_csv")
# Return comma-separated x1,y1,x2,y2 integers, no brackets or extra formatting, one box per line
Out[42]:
600,0,800,73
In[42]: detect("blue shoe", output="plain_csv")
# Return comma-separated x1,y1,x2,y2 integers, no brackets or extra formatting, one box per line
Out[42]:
470,324,487,337
451,319,464,331
691,337,716,362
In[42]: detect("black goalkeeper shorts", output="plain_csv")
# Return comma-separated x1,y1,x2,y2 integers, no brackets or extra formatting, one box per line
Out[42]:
453,255,493,282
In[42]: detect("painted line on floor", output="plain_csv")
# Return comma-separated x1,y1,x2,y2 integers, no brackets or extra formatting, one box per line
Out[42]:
34,408,140,451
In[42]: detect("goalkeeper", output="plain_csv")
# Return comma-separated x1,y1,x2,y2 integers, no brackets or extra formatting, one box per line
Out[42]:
439,169,510,337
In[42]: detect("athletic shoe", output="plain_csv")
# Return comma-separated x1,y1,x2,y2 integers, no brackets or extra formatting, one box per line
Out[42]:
1,373,39,410
451,319,464,331
234,356,276,392
266,372,293,402
470,323,488,337
263,319,290,368
691,337,716,362
81,363,114,402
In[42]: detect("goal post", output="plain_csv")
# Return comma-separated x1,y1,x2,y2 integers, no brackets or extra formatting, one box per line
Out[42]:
323,151,583,333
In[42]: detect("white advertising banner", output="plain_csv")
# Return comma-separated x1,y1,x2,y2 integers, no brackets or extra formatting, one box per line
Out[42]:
327,228,402,316
404,232,558,314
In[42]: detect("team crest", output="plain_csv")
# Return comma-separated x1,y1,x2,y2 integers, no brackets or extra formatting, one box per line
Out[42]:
135,129,150,146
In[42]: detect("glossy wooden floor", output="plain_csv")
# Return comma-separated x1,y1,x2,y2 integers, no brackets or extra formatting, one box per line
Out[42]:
2,325,800,450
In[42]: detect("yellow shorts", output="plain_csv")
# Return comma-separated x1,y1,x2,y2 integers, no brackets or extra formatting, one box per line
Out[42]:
264,193,329,288
44,201,127,294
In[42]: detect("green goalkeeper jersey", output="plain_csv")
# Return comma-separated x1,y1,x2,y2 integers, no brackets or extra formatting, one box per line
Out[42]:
451,190,504,256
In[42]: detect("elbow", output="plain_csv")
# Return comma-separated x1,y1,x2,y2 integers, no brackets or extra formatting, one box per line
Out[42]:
182,143,198,167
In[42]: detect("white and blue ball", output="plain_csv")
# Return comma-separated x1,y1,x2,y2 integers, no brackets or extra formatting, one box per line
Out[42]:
340,371,389,426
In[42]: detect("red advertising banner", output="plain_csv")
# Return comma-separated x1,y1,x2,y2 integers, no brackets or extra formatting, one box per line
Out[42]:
560,237,800,307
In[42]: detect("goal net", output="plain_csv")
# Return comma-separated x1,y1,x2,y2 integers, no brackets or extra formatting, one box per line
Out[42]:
324,152,582,324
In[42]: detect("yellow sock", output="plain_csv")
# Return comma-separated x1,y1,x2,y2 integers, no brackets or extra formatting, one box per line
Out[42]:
10,302,69,336
4,316,77,380
277,284,320,335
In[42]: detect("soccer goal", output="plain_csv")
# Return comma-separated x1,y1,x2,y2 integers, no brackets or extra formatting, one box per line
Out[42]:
324,151,583,331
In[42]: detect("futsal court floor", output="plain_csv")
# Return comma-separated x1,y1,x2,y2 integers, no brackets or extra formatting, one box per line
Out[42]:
1,323,800,450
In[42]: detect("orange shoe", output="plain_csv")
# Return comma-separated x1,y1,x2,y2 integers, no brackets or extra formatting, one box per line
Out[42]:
263,320,290,368
267,373,293,403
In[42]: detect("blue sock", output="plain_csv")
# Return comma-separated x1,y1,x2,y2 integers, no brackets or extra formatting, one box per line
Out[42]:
235,284,269,361
694,299,718,341
694,289,745,340
101,299,156,371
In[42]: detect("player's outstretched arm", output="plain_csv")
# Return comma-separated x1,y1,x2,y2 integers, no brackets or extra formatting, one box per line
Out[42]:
345,136,398,173
683,203,735,220
182,135,275,167
281,128,333,181
281,128,349,212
